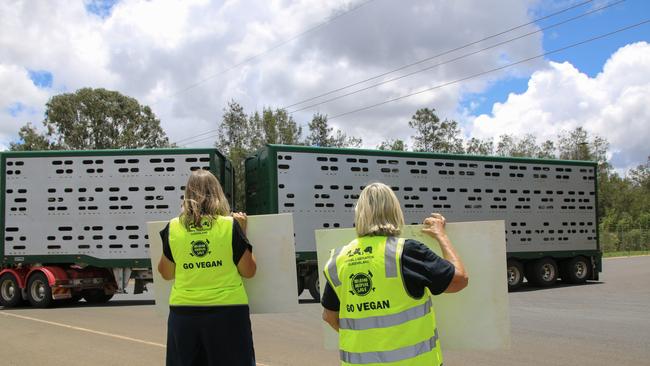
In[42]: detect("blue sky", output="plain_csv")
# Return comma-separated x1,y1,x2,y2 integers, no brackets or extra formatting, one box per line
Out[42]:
1,0,648,169
6,103,26,118
462,0,650,116
84,0,119,18
27,69,53,89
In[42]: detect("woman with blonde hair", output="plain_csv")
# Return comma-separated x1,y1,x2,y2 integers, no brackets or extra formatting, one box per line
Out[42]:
321,182,468,366
158,169,256,366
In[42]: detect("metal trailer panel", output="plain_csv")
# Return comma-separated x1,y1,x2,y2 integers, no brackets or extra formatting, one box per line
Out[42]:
246,145,598,257
1,149,231,267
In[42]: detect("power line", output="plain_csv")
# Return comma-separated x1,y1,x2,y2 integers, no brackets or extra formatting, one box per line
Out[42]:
327,19,650,120
283,0,597,110
179,132,220,146
173,0,600,146
159,0,378,109
288,0,623,114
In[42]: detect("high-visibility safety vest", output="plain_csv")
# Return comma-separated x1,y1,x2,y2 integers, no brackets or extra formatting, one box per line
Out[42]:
324,236,443,366
168,215,248,306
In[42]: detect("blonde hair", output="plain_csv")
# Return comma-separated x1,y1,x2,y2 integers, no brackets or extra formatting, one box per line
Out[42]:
354,182,404,237
180,170,231,229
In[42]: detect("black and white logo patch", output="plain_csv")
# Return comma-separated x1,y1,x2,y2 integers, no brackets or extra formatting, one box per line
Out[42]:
349,271,375,296
190,239,210,257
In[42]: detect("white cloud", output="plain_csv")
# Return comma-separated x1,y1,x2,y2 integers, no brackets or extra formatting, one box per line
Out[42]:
0,64,50,138
1,0,546,153
469,42,650,170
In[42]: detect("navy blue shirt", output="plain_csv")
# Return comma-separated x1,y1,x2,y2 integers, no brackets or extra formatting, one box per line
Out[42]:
321,239,455,311
160,219,252,265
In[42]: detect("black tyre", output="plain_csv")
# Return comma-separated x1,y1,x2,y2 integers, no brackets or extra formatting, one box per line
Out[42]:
561,256,591,284
307,272,320,301
506,259,525,291
526,258,558,287
27,272,54,308
82,289,114,304
297,274,305,296
0,273,23,308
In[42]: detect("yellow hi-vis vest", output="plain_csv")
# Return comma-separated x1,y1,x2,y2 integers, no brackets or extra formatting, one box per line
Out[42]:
324,236,443,366
168,216,248,306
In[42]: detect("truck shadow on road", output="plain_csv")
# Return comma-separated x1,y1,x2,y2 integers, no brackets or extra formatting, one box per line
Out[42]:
298,298,320,304
62,300,156,308
0,300,156,310
511,281,604,293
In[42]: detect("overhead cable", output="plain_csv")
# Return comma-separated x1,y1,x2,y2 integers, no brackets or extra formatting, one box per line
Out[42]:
282,0,598,110
288,0,624,114
327,19,650,120
159,0,378,110
173,0,601,145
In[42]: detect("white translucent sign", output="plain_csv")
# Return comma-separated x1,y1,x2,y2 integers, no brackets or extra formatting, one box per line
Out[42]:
316,220,510,351
147,213,299,317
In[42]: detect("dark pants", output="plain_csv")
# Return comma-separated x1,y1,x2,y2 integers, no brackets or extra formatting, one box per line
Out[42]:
166,305,255,366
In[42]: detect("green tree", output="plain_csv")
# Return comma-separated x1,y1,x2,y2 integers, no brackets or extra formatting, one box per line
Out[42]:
557,127,608,163
538,140,556,159
408,108,464,153
215,100,253,210
37,88,171,149
305,113,330,147
465,137,493,156
629,156,650,191
495,134,544,158
378,139,406,151
261,108,302,145
331,130,362,148
305,113,361,147
9,123,60,151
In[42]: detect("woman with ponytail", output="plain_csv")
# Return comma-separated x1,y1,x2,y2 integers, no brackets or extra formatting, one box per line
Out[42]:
157,170,257,366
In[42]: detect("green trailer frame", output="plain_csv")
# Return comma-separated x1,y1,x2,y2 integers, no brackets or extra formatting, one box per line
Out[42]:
245,144,602,275
0,148,234,269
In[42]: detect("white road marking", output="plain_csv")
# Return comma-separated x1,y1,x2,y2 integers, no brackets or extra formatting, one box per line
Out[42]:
1,311,166,347
1,311,271,366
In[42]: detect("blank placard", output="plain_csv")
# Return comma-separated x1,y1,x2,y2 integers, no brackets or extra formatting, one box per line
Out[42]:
147,213,299,317
316,220,510,351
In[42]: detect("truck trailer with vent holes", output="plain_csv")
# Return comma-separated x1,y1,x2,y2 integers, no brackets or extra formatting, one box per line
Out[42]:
0,148,234,308
0,145,601,308
245,144,601,299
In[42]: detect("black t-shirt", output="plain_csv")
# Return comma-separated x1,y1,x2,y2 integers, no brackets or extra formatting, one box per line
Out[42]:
160,219,252,265
321,239,455,311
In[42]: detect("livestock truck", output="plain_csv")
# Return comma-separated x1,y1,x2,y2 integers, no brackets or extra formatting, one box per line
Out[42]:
0,148,234,308
245,144,601,299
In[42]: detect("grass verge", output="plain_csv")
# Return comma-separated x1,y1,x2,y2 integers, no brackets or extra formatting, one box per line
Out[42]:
603,250,650,258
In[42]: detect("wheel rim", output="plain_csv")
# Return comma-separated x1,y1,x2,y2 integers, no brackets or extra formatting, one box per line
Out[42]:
541,263,556,282
574,261,587,279
1,279,16,300
507,266,520,285
30,279,47,302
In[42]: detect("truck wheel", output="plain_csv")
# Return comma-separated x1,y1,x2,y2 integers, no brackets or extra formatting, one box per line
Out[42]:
297,274,305,296
506,259,525,291
562,256,591,284
0,273,23,308
27,272,54,308
526,258,558,287
82,289,114,304
307,272,320,301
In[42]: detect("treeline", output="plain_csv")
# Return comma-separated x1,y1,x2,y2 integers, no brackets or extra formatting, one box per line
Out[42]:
214,100,362,207
9,88,649,251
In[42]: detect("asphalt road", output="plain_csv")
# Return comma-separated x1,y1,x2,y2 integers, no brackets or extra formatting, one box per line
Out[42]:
1,256,648,366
